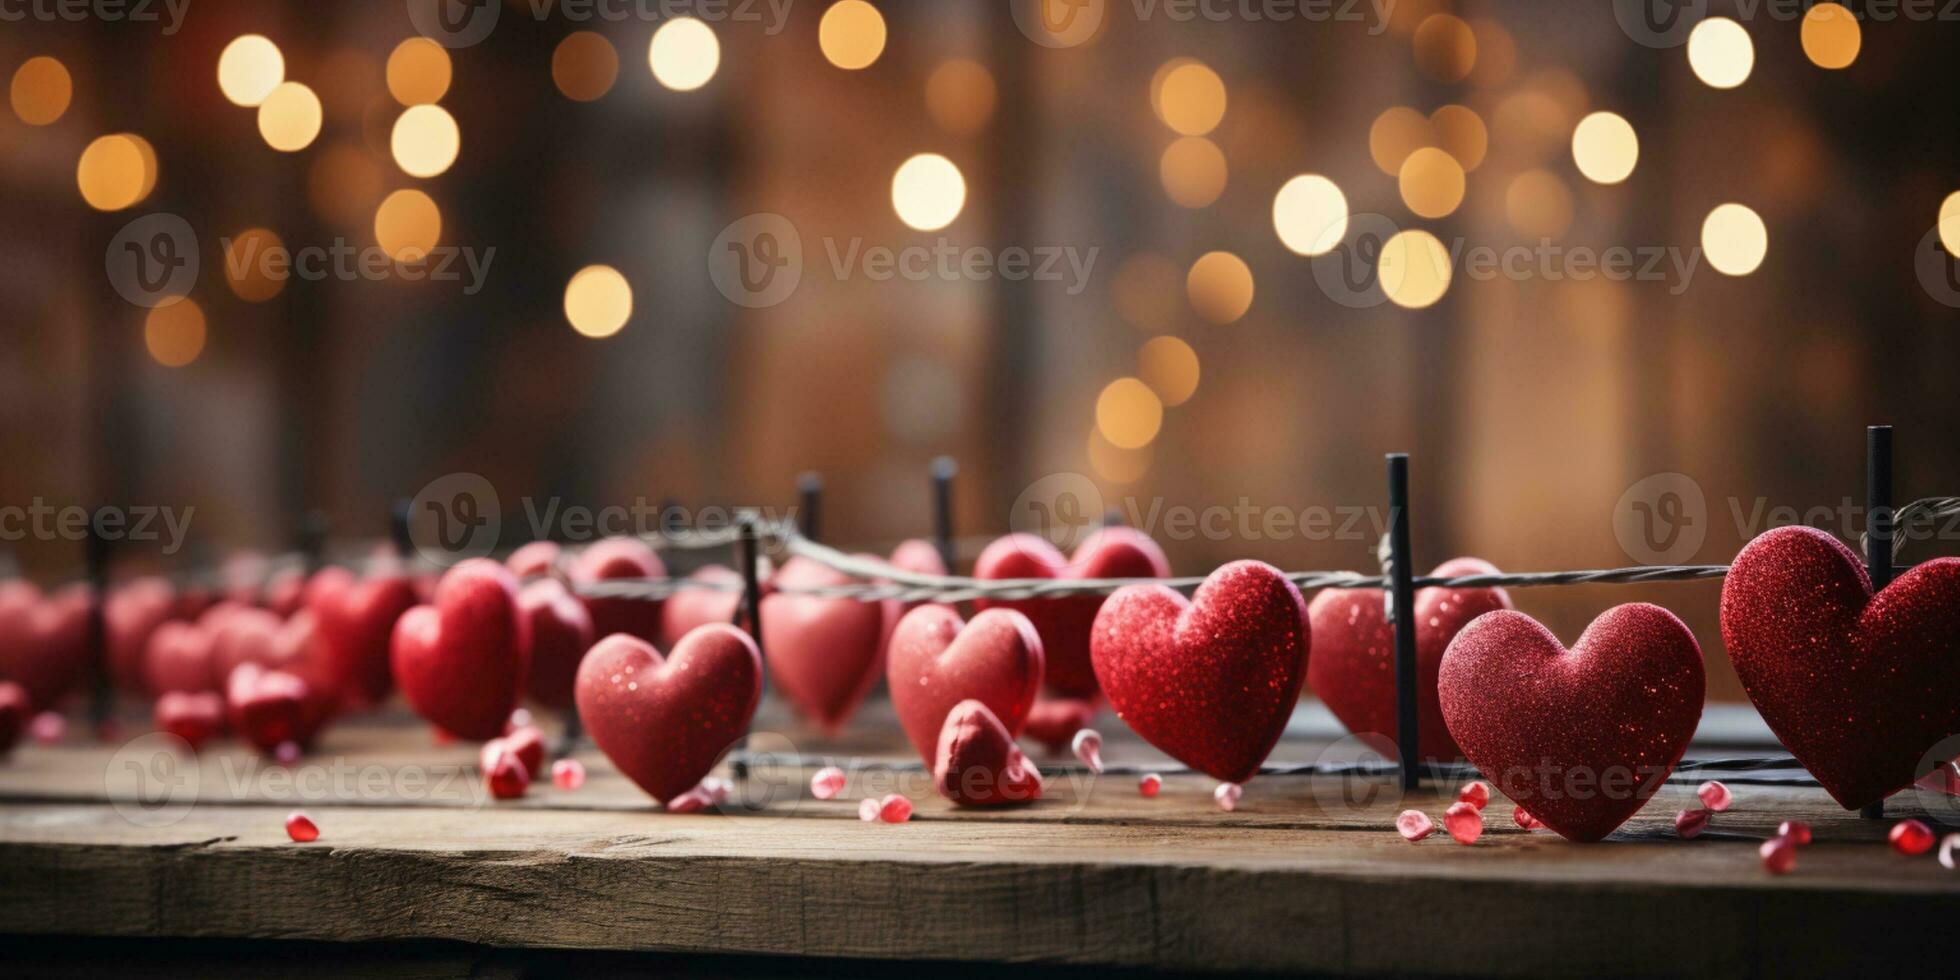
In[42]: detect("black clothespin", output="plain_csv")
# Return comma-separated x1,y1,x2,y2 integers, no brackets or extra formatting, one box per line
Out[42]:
731,513,766,782
931,456,957,571
1385,454,1420,791
1862,426,1893,820
797,472,823,543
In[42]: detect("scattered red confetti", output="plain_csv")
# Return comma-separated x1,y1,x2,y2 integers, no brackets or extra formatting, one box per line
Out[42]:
1443,802,1483,845
1889,819,1935,856
484,746,530,800
1777,820,1812,846
551,758,586,791
1760,835,1797,875
284,811,319,843
1396,809,1435,842
29,711,64,745
1511,805,1542,831
878,794,913,823
1138,773,1162,798
1456,781,1490,810
1696,780,1732,812
1213,782,1241,812
1673,808,1712,839
858,798,881,821
1071,728,1103,774
810,766,846,800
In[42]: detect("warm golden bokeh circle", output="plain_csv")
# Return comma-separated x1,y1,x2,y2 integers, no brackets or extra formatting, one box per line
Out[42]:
1159,136,1228,209
649,17,720,92
891,153,966,231
1429,105,1487,172
1138,336,1200,407
564,265,634,339
1368,107,1433,176
258,81,323,152
1377,230,1452,309
1687,17,1754,89
1272,174,1349,257
1186,252,1255,325
1398,147,1466,219
374,188,442,260
1702,203,1767,276
553,32,619,102
76,134,152,211
1095,378,1164,450
1801,3,1861,70
391,104,461,178
1156,61,1227,136
224,228,289,303
1571,111,1639,185
818,0,888,71
11,56,72,126
218,34,285,107
1412,14,1476,83
387,37,453,106
145,298,207,368
926,59,996,135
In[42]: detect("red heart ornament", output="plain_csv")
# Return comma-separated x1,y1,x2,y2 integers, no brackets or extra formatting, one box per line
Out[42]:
1307,557,1511,761
575,625,762,804
0,582,93,710
390,559,530,741
887,605,1044,763
569,537,667,647
1439,605,1704,842
154,690,225,750
106,577,176,693
976,527,1170,698
0,681,28,755
878,539,949,656
505,541,563,579
659,565,748,650
1720,525,1960,809
1090,560,1309,783
310,568,419,707
517,578,593,709
759,556,886,732
1023,696,1099,754
934,699,1044,806
144,620,222,694
226,663,332,751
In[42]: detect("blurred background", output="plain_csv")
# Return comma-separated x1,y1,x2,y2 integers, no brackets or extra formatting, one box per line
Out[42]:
3,0,1959,700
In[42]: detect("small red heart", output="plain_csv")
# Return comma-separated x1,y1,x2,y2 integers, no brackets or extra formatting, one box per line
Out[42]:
310,568,418,707
390,560,530,741
1022,696,1099,754
878,539,948,657
262,568,309,618
887,605,1043,763
1720,525,1960,809
575,625,762,804
144,619,221,694
154,690,226,750
1440,605,1704,842
935,699,1044,806
505,541,563,579
226,663,332,751
569,537,667,647
106,577,175,693
1091,560,1309,783
1307,557,1511,760
0,681,28,755
760,556,886,732
0,582,94,711
517,578,593,709
659,565,748,650
976,527,1170,698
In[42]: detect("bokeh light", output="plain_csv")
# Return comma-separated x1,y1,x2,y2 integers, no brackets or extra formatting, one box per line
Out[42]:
223,228,288,303
1186,252,1255,325
649,18,720,92
1156,60,1226,136
144,298,207,368
126,134,159,200
1113,253,1182,332
1939,191,1960,257
553,32,619,101
1801,3,1861,70
75,134,152,211
1506,170,1573,239
386,37,452,106
1088,428,1152,484
891,153,966,231
1095,378,1164,450
1272,174,1348,256
1377,229,1452,309
309,143,384,229
564,265,633,339
1701,203,1767,275
1571,111,1639,185
1159,136,1227,209
925,59,995,135
374,188,442,260
391,104,460,178
258,81,323,152
1687,17,1754,89
218,34,285,107
1368,106,1433,176
1468,18,1515,87
818,1,887,70
1412,14,1476,83
1398,147,1465,219
10,56,72,126
1429,105,1487,172
1138,336,1200,407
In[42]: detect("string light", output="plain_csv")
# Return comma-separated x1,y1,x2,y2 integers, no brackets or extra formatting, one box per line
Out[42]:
891,153,966,231
649,17,720,92
1088,428,1152,484
144,299,207,368
564,265,633,339
1429,105,1487,172
374,188,442,261
1138,336,1200,407
75,134,152,211
10,56,72,125
391,104,460,178
223,229,287,303
258,81,323,152
1398,147,1465,219
1368,107,1433,176
818,1,887,71
1939,191,1960,257
925,59,995,135
1155,60,1226,136
1186,252,1255,325
1687,17,1754,89
1095,378,1164,450
126,134,159,200
1571,111,1639,185
309,143,385,229
1377,230,1452,309
218,34,285,107
1159,136,1227,209
1701,203,1767,276
1411,13,1476,83
1272,174,1348,257
1800,3,1861,70
553,32,618,101
386,37,452,106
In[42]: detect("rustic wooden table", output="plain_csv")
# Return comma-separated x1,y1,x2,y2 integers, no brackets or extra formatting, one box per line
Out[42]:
2,702,1956,978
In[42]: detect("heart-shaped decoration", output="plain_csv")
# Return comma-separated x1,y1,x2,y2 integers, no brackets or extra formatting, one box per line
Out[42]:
0,681,28,755
887,605,1044,763
575,625,762,804
878,539,948,657
1720,525,1960,809
1090,560,1309,783
1440,605,1704,842
976,527,1170,698
390,559,530,740
226,662,333,751
517,578,593,709
1307,557,1511,761
935,699,1044,806
0,582,94,710
569,537,667,647
154,690,225,750
309,568,419,708
759,556,886,732
106,577,176,693
1023,696,1099,753
659,565,749,650
145,619,222,694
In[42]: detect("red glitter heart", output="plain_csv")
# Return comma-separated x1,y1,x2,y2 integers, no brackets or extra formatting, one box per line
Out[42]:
516,578,594,710
1090,560,1309,783
1307,557,1511,760
568,536,667,648
389,560,530,741
760,556,888,732
575,625,762,805
1720,525,1960,809
310,568,419,707
887,605,1044,763
1439,605,1704,842
975,527,1170,698
934,699,1044,806
0,582,92,711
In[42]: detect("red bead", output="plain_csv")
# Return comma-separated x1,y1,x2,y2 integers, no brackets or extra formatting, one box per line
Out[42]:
1777,820,1812,846
1759,835,1797,875
1511,805,1542,830
1443,802,1483,844
1214,781,1242,812
284,811,319,843
1889,819,1936,856
1071,728,1104,774
1138,773,1162,798
551,758,586,790
701,777,733,804
665,787,710,813
1456,781,1490,810
857,798,881,821
878,794,913,823
1395,809,1435,842
484,747,530,800
810,766,846,800
1939,833,1959,870
29,711,64,745
1695,780,1732,812
1673,808,1711,839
